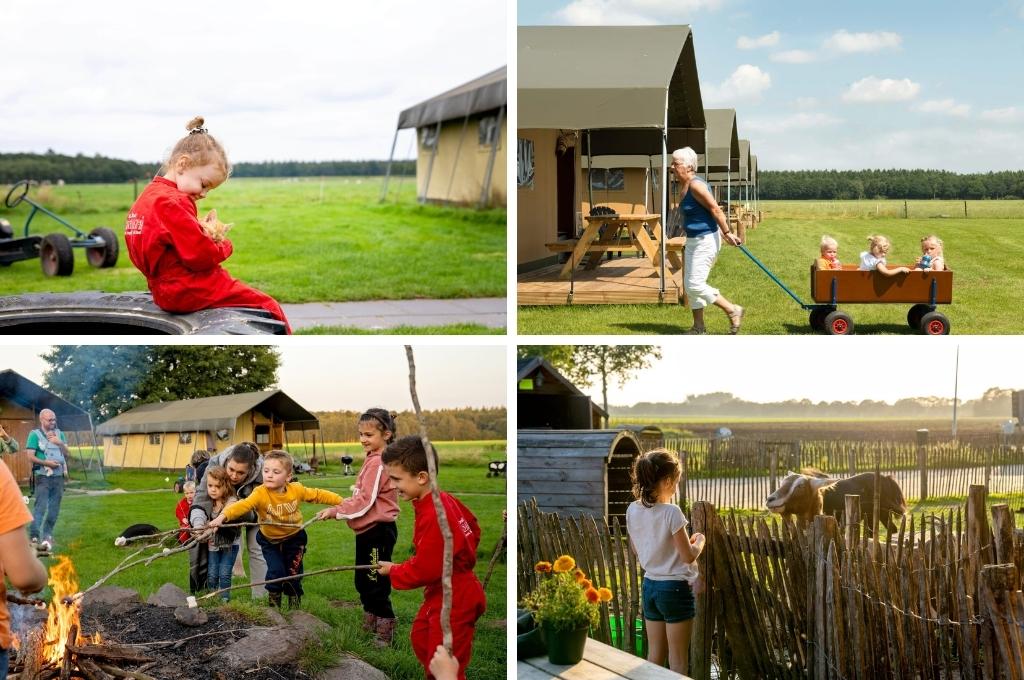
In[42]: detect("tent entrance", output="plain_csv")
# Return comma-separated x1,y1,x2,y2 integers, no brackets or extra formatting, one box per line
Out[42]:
556,142,576,241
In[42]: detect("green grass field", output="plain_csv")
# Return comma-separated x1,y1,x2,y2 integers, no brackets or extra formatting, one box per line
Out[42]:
519,200,1024,334
0,177,505,303
23,462,507,679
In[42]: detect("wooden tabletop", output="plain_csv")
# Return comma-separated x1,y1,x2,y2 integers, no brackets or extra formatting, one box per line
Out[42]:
518,637,692,679
583,213,660,222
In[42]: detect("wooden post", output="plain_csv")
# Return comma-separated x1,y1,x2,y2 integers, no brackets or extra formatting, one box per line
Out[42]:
689,501,715,680
966,485,994,605
916,428,929,502
769,445,778,495
991,504,1015,566
844,495,860,551
979,564,1024,679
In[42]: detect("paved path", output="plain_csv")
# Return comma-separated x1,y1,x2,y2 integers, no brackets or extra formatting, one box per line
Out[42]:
281,297,506,331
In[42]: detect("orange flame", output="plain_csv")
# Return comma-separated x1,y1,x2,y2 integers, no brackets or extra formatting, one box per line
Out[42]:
40,556,99,664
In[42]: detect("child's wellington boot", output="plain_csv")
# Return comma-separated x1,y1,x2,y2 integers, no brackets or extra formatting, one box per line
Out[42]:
362,611,377,632
288,595,301,609
268,592,282,609
373,617,396,648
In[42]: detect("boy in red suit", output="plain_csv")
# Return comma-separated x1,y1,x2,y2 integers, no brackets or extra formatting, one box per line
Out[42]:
175,481,196,544
124,116,291,333
377,436,486,680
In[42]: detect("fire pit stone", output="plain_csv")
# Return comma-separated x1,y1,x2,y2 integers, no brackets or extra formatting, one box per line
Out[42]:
81,585,141,608
173,606,209,627
146,583,189,608
322,656,392,680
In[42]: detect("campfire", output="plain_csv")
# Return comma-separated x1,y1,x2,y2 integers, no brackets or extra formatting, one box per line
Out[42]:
8,557,156,680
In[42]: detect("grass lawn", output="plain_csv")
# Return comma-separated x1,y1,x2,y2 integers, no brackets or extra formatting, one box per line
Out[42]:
26,463,507,680
0,177,505,303
518,200,1024,334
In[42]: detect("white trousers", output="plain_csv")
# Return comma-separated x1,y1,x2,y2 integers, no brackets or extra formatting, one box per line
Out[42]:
684,232,722,310
246,525,269,597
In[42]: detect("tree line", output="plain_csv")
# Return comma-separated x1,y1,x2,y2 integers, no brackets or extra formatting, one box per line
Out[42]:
611,388,1015,420
314,408,506,442
760,169,1024,200
0,151,413,184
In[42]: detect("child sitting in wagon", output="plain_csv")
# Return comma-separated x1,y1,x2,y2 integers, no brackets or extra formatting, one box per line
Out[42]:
858,235,910,276
916,234,946,271
815,235,842,270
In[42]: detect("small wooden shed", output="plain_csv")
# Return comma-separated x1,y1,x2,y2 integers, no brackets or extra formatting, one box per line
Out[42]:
518,428,643,526
517,356,606,429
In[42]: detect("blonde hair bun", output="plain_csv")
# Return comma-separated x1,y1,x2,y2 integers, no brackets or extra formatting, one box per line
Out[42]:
186,116,205,131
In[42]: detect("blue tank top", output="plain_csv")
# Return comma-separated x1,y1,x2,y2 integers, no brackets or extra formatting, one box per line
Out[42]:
681,178,717,238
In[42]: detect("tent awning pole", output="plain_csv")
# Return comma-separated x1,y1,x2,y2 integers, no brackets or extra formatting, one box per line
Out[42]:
421,120,443,203
660,114,667,297
586,130,594,212
478,105,505,209
380,126,400,203
89,417,104,481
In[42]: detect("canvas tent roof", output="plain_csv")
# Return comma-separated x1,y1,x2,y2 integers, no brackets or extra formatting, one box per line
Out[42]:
699,109,739,173
585,108,737,169
0,369,91,431
519,25,705,130
397,66,507,130
95,390,319,436
709,137,750,182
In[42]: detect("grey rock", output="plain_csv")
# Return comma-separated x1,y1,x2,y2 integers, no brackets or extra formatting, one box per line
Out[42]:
221,627,305,669
321,657,390,680
264,608,288,628
173,606,209,627
81,586,140,608
110,600,142,618
146,583,189,608
288,610,330,641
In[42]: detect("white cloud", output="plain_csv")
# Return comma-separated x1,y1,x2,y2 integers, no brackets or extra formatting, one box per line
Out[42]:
842,76,920,103
771,49,816,64
737,31,780,49
745,112,843,134
824,29,902,53
916,99,970,117
980,107,1022,122
795,97,819,109
702,65,772,104
555,0,724,25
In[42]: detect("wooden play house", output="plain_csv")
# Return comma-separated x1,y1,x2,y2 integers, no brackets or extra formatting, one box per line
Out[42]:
517,356,606,429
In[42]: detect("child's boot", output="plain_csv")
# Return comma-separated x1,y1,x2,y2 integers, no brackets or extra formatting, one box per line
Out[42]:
373,617,396,648
362,611,377,632
288,594,301,609
268,592,282,609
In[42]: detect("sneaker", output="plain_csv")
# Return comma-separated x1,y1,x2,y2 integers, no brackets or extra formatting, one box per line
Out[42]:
30,536,39,546
373,617,396,648
39,539,52,552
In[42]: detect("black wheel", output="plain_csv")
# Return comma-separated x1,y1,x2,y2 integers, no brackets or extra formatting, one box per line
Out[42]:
4,180,30,208
85,227,119,268
824,310,854,335
907,303,931,329
0,291,286,334
920,311,950,335
809,307,832,332
40,233,74,276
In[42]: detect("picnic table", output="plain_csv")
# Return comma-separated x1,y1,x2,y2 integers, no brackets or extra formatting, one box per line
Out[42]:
518,637,693,679
547,213,683,280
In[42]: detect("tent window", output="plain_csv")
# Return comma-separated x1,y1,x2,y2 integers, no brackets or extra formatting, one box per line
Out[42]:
420,126,439,150
517,138,534,189
149,434,161,445
112,435,122,445
179,433,192,444
255,424,271,445
591,168,625,191
478,116,500,147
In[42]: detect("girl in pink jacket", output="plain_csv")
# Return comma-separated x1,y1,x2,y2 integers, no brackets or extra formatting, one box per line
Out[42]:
317,408,400,646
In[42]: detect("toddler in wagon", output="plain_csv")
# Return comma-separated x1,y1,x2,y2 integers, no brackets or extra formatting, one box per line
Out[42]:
858,235,910,276
915,234,946,271
815,235,842,270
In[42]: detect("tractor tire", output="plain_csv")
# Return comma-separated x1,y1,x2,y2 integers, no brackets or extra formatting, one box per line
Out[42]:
907,303,931,330
85,227,119,268
40,233,74,277
920,311,951,335
824,310,854,336
0,291,287,335
809,307,832,333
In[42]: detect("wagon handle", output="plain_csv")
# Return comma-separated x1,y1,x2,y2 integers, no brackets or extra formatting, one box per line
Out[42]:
736,244,810,309
4,180,30,209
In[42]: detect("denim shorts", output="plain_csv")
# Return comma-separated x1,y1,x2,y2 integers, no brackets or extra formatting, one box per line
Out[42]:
642,577,696,623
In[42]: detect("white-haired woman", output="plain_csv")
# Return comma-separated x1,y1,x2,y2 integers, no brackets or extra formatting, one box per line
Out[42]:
671,147,744,334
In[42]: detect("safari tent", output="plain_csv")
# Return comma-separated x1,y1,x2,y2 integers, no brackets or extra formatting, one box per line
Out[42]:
517,356,606,429
0,369,95,484
96,390,321,470
517,25,705,267
383,66,507,208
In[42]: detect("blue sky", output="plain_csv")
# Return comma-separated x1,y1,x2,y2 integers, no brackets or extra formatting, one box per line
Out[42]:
518,0,1024,171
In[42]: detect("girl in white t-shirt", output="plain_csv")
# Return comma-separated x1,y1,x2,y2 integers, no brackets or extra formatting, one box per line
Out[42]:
625,449,705,675
858,234,910,276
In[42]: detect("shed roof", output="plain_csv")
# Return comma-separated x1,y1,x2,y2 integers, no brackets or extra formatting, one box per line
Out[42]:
398,66,507,130
95,390,318,436
517,357,608,417
519,25,705,130
0,369,92,431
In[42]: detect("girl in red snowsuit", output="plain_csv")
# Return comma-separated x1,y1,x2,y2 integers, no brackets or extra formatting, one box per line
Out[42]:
378,436,487,680
124,116,291,333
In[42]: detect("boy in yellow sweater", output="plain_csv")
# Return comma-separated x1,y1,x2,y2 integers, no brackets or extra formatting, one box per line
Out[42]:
206,451,341,608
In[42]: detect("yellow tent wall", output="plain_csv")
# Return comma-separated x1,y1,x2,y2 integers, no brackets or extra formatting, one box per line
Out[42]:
417,114,506,207
580,167,652,215
517,128,559,264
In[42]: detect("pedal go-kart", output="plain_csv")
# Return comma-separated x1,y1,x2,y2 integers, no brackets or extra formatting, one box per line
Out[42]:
0,180,119,276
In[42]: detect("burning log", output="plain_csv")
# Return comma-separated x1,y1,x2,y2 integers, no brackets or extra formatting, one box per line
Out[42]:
96,665,156,680
77,659,113,680
65,645,153,665
59,624,77,680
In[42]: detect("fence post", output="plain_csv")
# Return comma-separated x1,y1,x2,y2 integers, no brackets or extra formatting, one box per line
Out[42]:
966,485,994,603
916,429,929,502
689,501,715,680
769,445,778,493
985,446,993,489
991,504,1015,566
845,495,861,551
811,515,841,680
979,564,1024,678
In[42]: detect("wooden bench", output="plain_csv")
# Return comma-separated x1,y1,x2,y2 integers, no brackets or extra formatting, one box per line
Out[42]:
546,238,684,271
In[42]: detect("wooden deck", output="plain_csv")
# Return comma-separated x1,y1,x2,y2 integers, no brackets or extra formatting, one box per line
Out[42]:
518,257,684,306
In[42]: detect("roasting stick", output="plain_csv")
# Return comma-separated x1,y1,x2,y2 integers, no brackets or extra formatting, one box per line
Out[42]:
482,512,507,591
119,519,313,545
6,592,47,608
405,345,455,653
188,563,377,606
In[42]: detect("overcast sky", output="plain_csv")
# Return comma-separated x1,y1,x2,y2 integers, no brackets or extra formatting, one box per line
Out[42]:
3,344,506,412
518,0,1024,172
0,0,506,163
524,337,1024,407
